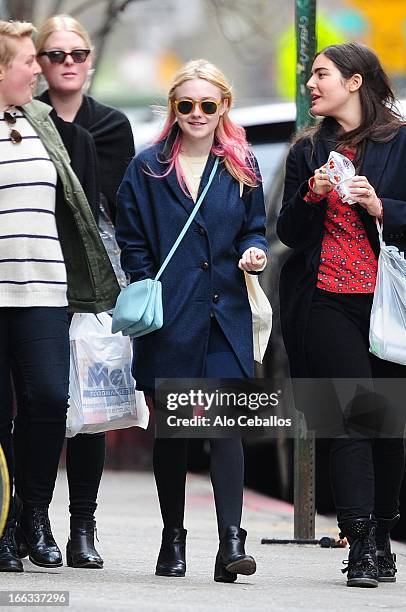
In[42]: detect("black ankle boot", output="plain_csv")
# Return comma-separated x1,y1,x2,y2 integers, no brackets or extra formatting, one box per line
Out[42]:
0,522,23,572
155,527,186,577
18,506,62,568
13,496,28,559
375,514,399,583
214,526,256,583
66,519,103,569
339,518,378,588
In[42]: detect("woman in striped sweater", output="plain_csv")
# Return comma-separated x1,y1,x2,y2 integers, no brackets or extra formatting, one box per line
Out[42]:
0,20,118,573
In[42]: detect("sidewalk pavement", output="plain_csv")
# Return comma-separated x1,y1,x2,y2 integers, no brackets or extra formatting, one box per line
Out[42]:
1,469,405,611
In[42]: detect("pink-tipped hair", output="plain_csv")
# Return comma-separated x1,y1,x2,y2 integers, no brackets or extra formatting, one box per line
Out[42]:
153,110,258,192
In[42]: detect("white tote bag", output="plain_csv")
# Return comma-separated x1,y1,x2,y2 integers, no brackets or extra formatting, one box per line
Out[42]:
369,221,406,365
67,312,149,437
244,272,273,363
239,181,272,363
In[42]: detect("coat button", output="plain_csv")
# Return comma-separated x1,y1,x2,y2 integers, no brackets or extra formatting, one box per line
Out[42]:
212,294,220,303
201,261,209,271
198,226,206,236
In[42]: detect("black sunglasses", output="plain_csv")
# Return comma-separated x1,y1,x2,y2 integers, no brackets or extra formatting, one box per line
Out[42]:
3,112,22,144
38,49,91,64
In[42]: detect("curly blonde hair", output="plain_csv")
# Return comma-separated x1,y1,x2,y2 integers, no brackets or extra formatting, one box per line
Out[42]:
0,20,36,66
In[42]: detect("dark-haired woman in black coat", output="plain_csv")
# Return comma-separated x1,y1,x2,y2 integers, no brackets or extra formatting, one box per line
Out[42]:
278,42,406,588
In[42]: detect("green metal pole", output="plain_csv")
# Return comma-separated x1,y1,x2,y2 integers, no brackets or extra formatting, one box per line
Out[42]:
294,0,317,541
296,0,317,128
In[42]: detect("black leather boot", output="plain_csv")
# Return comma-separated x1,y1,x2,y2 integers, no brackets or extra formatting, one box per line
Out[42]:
66,519,103,569
0,521,23,572
155,527,186,577
18,505,62,568
339,518,378,587
375,514,399,583
13,496,28,559
214,526,256,583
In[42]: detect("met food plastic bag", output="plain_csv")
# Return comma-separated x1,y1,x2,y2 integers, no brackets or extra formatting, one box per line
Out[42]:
67,312,149,437
369,221,406,365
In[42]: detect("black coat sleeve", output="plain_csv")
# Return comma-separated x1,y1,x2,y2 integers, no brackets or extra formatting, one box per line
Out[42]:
50,110,101,223
277,142,327,250
99,112,135,222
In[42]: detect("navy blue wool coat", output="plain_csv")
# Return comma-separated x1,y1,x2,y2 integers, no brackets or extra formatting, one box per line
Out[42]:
115,139,268,393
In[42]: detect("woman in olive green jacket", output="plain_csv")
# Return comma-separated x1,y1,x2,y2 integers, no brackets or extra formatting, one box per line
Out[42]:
0,20,118,573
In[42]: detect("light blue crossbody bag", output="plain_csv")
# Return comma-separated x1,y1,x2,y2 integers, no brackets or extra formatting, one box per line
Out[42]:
112,157,219,338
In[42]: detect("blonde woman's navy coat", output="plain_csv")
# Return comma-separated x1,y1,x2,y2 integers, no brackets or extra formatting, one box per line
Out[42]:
115,138,268,393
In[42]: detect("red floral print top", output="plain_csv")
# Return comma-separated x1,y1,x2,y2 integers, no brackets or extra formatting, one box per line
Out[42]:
304,150,377,293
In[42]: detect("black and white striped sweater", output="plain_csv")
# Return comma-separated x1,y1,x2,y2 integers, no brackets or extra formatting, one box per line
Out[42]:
0,107,67,307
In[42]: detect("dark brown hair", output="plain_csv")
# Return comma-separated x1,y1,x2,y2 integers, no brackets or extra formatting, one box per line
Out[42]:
297,42,404,155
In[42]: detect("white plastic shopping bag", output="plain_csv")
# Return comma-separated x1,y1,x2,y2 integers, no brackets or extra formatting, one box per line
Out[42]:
67,312,149,437
369,221,406,365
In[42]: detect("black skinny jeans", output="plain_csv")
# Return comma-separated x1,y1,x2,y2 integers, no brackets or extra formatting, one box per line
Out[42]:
305,289,406,525
153,318,245,538
66,433,105,522
0,307,69,514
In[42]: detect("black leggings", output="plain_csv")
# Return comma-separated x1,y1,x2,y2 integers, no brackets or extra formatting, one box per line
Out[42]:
305,289,406,524
66,433,105,522
153,317,246,537
153,437,244,536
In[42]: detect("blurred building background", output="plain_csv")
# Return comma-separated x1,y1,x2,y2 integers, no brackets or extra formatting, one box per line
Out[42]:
2,0,405,109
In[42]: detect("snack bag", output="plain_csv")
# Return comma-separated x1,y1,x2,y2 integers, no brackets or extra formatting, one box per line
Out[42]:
326,151,356,205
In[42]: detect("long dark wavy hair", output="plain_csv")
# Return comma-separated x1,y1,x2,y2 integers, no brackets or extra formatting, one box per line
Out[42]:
298,42,404,162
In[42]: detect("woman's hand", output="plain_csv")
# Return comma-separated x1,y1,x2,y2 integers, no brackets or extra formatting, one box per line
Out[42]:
238,248,267,272
349,176,382,217
312,164,334,195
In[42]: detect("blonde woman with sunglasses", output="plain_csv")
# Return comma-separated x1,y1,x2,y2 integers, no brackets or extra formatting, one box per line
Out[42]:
0,20,118,572
116,59,268,582
32,14,135,570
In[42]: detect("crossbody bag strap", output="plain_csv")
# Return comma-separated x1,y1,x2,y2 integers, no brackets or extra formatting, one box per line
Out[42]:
155,156,219,281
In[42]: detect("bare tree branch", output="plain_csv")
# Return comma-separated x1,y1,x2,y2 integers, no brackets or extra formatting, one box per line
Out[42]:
207,0,274,63
51,0,66,14
71,0,104,17
4,0,34,21
88,0,141,90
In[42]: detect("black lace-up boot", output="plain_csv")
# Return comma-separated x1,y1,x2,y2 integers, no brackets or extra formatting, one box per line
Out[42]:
375,514,399,583
339,518,378,587
17,506,62,568
155,527,187,577
0,520,23,572
214,526,256,583
66,518,103,569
